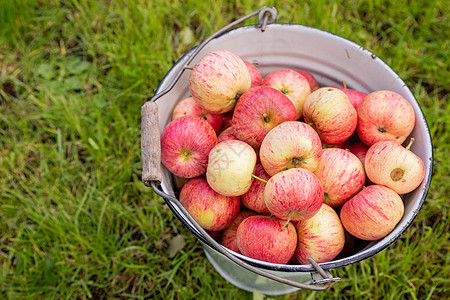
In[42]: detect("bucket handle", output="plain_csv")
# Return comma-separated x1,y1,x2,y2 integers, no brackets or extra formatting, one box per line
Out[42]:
141,7,341,291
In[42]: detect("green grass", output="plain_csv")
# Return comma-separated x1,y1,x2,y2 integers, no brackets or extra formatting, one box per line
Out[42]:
0,0,448,299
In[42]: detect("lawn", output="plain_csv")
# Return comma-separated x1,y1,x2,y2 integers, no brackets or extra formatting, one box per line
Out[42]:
0,0,448,299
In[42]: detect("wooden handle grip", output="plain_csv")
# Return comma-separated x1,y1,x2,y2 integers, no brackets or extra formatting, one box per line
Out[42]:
141,101,162,186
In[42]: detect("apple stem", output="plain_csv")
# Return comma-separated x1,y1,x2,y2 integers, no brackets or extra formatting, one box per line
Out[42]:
406,138,415,150
251,174,267,184
342,80,347,89
184,65,193,70
282,216,291,230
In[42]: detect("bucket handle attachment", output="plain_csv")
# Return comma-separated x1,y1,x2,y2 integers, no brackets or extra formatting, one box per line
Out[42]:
141,7,341,291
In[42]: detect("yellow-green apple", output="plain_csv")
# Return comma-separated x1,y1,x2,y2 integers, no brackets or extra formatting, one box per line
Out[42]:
206,139,257,196
217,126,239,143
292,203,345,264
264,168,324,222
221,210,258,253
365,139,425,194
348,140,372,186
243,60,262,88
172,96,223,134
161,116,217,178
189,50,251,113
314,148,365,207
241,164,271,214
330,85,368,110
262,68,312,119
235,215,297,264
303,87,357,145
179,177,241,231
259,121,323,176
231,86,297,149
340,185,404,241
356,90,415,147
296,70,319,91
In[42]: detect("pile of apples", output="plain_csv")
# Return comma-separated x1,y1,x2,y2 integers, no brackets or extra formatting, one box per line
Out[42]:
160,49,425,265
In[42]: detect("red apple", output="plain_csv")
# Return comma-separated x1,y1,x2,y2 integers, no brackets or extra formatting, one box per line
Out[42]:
241,164,271,214
340,185,404,241
236,215,297,264
262,68,312,119
180,177,241,231
303,87,357,145
172,96,223,133
365,139,425,194
296,70,319,91
348,141,372,186
259,121,323,176
356,90,415,147
206,140,257,196
330,85,368,110
161,116,217,178
293,203,345,264
243,60,262,88
231,86,297,149
221,210,258,253
264,168,324,222
189,50,251,113
314,148,365,207
217,126,239,143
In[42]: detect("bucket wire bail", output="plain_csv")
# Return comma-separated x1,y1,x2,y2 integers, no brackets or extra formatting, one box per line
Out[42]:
141,6,341,291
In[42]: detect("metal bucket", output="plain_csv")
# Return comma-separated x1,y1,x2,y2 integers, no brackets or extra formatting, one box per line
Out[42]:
141,7,433,295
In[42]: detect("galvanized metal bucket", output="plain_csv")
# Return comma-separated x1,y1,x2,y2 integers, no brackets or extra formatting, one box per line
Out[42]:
141,7,433,295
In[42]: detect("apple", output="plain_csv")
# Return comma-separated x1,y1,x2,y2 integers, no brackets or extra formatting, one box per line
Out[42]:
243,60,262,88
179,177,241,231
262,68,312,119
330,84,368,110
340,185,404,241
206,139,257,196
314,148,365,207
161,115,217,178
189,49,251,113
356,90,415,147
296,70,319,91
172,96,223,133
217,126,239,143
292,203,345,264
365,139,425,194
259,121,323,176
241,164,271,214
264,168,324,222
231,86,297,149
348,141,369,165
303,87,357,145
236,215,297,264
221,210,258,253
348,140,372,185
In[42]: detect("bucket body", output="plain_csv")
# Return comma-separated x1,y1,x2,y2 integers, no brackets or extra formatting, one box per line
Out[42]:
152,24,433,295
